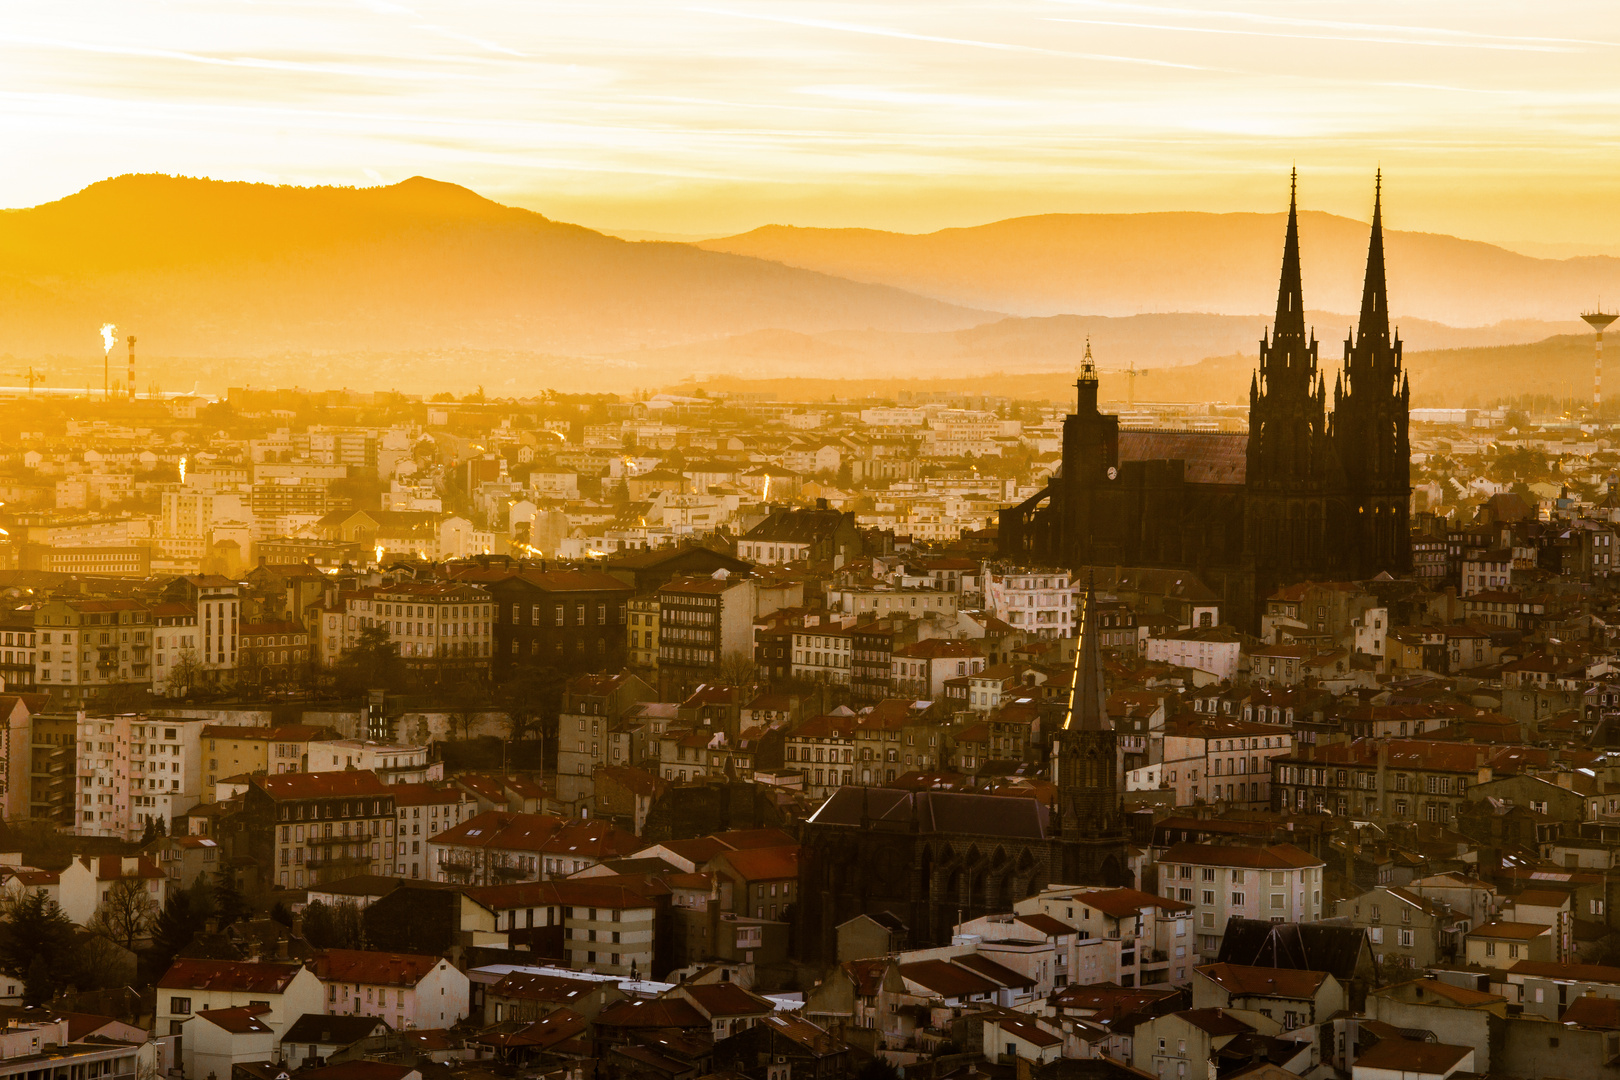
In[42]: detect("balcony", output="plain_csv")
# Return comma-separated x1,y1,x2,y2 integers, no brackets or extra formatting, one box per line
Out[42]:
306,853,371,871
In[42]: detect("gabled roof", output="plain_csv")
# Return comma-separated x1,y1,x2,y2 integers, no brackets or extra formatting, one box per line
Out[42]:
1352,1039,1470,1074
681,982,775,1018
1158,842,1322,870
254,770,390,800
709,845,798,883
159,958,305,993
1215,919,1369,981
193,1005,272,1034
595,997,707,1029
283,1013,392,1044
313,949,443,987
1196,962,1328,1000
898,958,997,999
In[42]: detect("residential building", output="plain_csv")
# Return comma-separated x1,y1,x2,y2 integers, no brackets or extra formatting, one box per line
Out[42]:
488,570,636,680
1156,843,1325,962
242,770,397,889
311,949,470,1030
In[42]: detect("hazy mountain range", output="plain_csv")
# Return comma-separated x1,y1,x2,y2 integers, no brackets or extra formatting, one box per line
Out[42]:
0,174,1609,400
698,212,1620,326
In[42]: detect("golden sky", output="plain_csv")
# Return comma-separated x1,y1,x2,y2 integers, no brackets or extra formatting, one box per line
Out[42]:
6,1,1620,247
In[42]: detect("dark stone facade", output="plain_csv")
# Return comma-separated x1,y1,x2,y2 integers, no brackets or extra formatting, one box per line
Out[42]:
998,173,1411,630
797,585,1132,963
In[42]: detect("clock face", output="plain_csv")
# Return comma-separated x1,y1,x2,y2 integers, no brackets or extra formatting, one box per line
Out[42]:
1107,467,1117,480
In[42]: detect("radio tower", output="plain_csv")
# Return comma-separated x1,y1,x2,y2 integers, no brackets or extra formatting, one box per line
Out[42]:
1584,309,1617,414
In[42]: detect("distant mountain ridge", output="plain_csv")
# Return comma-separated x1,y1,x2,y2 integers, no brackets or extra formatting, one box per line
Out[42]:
696,211,1620,326
0,174,992,359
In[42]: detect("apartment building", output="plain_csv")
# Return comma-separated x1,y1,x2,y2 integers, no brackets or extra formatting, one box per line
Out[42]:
391,783,478,880
488,569,636,680
427,810,639,885
311,949,470,1029
557,878,663,978
555,672,658,812
35,599,154,705
340,581,493,677
1011,885,1196,988
1271,739,1504,825
1156,843,1325,963
243,770,397,889
627,594,660,670
77,714,208,838
784,714,856,801
1144,717,1293,810
986,569,1073,638
890,638,987,699
657,573,760,698
791,623,855,685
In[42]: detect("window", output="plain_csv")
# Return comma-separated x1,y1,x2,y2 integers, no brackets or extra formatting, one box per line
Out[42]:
170,997,191,1015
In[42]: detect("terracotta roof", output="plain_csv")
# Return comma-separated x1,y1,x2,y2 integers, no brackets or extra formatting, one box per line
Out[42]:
710,845,799,883
488,972,597,1004
1015,912,1075,937
681,982,775,1017
193,1005,272,1034
898,958,997,999
994,1015,1062,1048
1562,995,1620,1029
1196,962,1327,999
159,958,305,993
1074,886,1193,917
313,949,444,987
1472,920,1551,940
1352,1039,1471,1074
391,783,473,807
283,1014,392,1044
595,997,707,1029
1158,842,1323,870
255,771,390,800
1176,1007,1255,1036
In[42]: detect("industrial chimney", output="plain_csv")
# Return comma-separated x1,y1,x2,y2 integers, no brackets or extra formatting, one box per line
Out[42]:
126,335,136,400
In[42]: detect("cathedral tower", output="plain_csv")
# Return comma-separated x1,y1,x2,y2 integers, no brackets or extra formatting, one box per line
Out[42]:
1333,172,1412,575
1051,575,1131,886
1244,172,1345,598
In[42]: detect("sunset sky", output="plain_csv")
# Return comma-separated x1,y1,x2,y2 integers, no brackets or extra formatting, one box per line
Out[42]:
5,1,1620,247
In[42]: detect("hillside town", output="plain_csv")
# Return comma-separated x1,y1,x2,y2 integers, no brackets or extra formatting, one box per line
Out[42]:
0,379,1614,1080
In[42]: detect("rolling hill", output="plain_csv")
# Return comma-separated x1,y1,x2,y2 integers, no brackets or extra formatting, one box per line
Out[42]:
0,174,993,361
697,211,1620,326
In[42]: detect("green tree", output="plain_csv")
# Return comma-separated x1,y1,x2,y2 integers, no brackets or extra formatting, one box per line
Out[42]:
336,626,408,696
0,890,79,1005
213,871,251,928
302,900,365,949
150,874,218,973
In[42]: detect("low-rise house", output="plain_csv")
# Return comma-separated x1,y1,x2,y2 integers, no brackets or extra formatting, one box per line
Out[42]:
157,958,325,1046
282,1013,393,1066
183,1006,274,1080
1192,963,1344,1029
311,949,471,1030
1466,921,1554,970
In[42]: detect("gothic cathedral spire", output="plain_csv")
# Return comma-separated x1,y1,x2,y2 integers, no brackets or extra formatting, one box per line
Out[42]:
1358,169,1390,346
1274,168,1306,343
1064,574,1110,732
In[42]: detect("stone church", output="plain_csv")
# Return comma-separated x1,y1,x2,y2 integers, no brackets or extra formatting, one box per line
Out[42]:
998,173,1412,630
796,581,1131,963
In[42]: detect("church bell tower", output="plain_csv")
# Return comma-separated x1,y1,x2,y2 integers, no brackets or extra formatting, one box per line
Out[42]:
1051,575,1131,886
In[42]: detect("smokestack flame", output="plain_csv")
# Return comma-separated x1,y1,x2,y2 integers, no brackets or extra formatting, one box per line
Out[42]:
100,323,116,353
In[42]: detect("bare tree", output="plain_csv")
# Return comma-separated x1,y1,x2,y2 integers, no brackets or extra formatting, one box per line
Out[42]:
166,649,203,698
88,873,157,951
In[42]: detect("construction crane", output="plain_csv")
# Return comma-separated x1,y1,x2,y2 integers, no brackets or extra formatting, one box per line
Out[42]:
0,367,45,394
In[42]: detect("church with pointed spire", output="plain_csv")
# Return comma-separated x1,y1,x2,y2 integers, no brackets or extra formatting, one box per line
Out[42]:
999,172,1412,628
795,575,1132,963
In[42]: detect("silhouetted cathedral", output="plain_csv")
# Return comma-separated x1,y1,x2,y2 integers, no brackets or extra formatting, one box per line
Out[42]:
999,173,1411,629
797,583,1130,962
